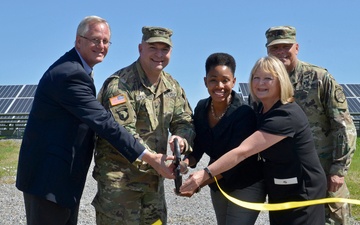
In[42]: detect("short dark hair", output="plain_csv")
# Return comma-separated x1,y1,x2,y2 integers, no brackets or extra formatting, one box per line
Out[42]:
205,53,236,75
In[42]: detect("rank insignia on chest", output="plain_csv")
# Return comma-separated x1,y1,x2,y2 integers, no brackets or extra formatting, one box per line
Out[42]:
109,95,127,106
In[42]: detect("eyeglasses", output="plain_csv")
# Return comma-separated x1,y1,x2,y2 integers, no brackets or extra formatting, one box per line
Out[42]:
80,35,112,46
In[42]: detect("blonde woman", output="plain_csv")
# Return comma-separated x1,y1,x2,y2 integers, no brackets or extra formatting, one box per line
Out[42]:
181,56,327,225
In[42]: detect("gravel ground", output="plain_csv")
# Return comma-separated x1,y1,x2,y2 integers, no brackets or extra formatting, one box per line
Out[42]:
0,150,269,225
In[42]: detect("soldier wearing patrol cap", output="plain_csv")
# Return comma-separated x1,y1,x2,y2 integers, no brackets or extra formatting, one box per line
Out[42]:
263,25,357,225
92,26,195,225
142,26,173,46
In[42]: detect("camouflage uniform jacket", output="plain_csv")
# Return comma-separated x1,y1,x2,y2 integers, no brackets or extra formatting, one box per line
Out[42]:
290,60,356,177
93,60,195,191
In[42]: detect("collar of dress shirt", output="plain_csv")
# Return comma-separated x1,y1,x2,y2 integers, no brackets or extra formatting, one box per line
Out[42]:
75,49,92,75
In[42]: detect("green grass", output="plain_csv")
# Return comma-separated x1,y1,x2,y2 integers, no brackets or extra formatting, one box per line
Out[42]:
0,138,359,218
346,138,360,220
0,140,21,183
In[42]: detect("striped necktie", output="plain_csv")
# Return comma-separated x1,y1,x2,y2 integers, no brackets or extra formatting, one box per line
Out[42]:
89,71,94,82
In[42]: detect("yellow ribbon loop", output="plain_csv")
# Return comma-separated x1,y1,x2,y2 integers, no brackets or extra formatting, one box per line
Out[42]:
214,177,360,211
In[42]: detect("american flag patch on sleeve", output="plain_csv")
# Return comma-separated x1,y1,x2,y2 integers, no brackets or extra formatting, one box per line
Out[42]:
109,95,127,106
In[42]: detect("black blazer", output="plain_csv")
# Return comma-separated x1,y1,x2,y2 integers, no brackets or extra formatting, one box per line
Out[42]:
16,48,144,208
190,91,263,192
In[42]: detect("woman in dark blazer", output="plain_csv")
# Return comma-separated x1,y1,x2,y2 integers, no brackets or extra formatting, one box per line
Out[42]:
182,53,265,225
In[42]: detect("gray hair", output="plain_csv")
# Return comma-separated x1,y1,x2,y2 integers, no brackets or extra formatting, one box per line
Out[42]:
76,15,111,37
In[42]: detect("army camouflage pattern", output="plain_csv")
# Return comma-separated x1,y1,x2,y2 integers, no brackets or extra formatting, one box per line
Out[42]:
290,60,356,176
93,180,167,225
290,60,357,225
325,182,352,225
93,59,195,186
265,26,297,47
142,26,173,47
92,60,195,224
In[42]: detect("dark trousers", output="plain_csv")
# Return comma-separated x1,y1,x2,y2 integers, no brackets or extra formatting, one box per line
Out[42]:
23,192,79,225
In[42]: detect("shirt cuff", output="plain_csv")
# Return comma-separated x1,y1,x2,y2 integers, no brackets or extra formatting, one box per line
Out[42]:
138,149,148,160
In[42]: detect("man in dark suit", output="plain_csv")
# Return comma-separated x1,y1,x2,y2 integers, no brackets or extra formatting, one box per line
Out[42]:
16,15,174,225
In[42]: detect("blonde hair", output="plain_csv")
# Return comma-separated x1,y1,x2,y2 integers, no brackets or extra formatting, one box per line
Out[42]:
249,56,294,104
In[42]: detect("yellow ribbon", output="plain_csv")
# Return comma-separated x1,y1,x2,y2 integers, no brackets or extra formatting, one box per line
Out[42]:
214,177,360,211
152,219,162,225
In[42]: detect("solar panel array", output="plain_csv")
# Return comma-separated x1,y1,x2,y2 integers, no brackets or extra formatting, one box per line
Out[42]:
0,85,36,115
341,84,360,120
238,83,360,121
1,83,360,118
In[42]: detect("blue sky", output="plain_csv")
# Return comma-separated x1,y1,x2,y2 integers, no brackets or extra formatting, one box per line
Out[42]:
2,1,359,108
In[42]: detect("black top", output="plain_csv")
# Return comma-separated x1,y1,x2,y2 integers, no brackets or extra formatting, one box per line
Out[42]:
257,100,326,224
190,91,263,192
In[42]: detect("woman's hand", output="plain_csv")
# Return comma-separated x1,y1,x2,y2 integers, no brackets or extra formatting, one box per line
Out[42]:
179,170,207,194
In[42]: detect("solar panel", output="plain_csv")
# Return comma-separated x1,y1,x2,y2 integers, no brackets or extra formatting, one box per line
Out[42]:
0,85,36,115
346,84,360,97
238,83,250,96
8,99,34,113
341,84,354,97
347,98,360,113
19,85,37,97
353,115,360,120
0,85,22,98
0,99,13,113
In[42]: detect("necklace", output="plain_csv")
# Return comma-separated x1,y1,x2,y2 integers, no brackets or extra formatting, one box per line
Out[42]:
211,100,231,120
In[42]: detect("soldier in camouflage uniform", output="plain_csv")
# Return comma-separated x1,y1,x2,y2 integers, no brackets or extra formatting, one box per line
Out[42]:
264,26,357,225
92,26,195,225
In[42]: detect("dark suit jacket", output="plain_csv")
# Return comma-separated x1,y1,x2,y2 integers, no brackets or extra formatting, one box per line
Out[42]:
16,48,144,208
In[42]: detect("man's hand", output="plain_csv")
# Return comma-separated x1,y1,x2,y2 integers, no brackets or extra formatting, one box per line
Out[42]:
328,175,345,192
179,161,189,174
169,135,186,153
142,152,175,179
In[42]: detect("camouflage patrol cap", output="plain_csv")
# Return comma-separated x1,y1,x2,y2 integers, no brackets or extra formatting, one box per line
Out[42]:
142,26,173,47
265,26,296,47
